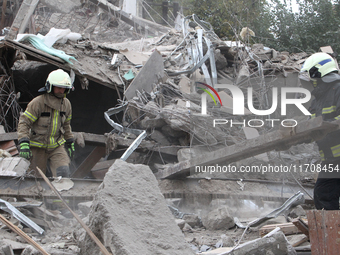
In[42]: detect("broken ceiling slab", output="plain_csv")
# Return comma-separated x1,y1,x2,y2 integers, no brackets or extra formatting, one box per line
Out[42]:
2,39,120,89
124,50,164,100
119,49,149,65
155,117,338,179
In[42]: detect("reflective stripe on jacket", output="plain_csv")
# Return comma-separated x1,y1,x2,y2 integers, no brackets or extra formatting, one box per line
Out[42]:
310,77,340,162
17,93,73,150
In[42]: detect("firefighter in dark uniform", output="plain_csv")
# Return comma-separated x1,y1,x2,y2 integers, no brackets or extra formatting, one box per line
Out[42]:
299,52,340,210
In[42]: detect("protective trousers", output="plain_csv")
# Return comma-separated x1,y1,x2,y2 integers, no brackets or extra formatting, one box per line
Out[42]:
314,161,340,210
29,145,70,177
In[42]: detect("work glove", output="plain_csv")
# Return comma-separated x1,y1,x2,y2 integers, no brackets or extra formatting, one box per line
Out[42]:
65,139,75,160
19,139,32,160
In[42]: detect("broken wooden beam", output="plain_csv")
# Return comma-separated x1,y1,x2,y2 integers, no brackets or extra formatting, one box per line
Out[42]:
292,218,309,239
0,214,50,255
259,222,301,237
155,116,338,179
71,146,106,178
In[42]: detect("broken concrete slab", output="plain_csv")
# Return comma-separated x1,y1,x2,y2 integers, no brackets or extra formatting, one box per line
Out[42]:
79,159,194,254
182,214,200,228
175,219,186,230
0,157,29,176
288,205,306,219
0,241,14,255
124,50,165,100
202,228,296,255
202,206,235,231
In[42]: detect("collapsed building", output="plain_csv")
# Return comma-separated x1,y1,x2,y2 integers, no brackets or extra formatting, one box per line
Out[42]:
0,0,338,254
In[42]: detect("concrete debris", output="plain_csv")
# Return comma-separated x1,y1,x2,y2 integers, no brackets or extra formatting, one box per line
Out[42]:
182,214,201,228
215,234,234,248
219,228,297,255
202,206,235,231
182,223,193,233
0,240,14,255
175,219,186,230
288,205,307,219
78,159,194,254
0,158,29,176
77,201,93,217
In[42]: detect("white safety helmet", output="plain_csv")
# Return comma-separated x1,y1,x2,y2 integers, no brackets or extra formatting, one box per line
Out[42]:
38,69,73,94
299,52,338,82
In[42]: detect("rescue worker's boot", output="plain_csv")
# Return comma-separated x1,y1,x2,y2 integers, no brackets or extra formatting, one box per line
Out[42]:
56,166,70,177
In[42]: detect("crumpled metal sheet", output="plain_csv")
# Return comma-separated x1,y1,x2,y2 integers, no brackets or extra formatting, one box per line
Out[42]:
234,191,305,228
104,103,147,161
0,198,44,235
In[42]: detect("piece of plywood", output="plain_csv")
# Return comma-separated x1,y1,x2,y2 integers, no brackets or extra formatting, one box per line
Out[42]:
307,210,340,255
259,222,301,237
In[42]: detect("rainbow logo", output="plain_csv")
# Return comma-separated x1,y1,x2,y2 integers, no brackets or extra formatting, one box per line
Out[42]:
196,82,223,106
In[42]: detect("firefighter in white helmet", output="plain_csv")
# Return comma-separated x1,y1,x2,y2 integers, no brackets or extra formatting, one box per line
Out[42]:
299,52,340,210
17,69,75,177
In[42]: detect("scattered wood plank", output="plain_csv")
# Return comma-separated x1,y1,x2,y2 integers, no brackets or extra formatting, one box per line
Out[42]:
0,214,50,255
292,218,309,239
259,222,301,237
155,116,339,179
0,140,18,156
286,234,309,247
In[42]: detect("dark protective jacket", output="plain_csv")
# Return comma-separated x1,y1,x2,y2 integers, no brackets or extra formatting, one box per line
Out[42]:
17,93,74,150
310,73,340,162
